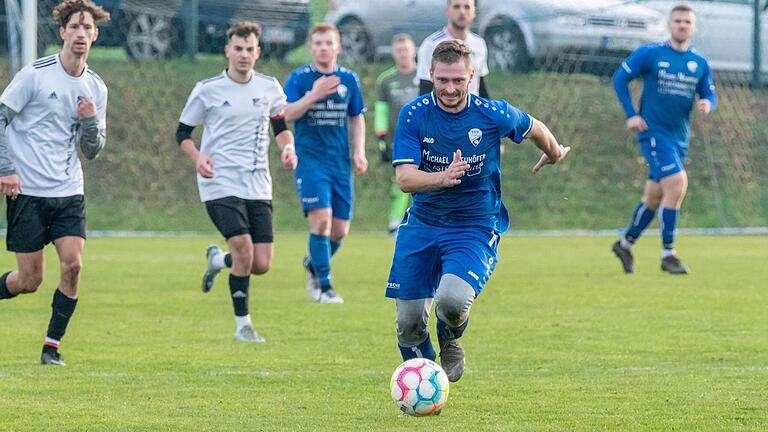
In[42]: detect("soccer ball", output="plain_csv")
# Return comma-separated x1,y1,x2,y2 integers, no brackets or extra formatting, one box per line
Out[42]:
390,358,450,416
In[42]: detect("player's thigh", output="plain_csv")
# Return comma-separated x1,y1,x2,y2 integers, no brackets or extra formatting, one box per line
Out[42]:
440,229,500,297
330,174,353,221
330,217,350,240
386,220,442,300
205,196,251,240
245,200,274,244
5,195,50,253
49,195,86,245
250,243,273,275
295,171,333,215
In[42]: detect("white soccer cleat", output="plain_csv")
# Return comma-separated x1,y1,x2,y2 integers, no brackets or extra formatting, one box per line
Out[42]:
303,256,321,301
234,325,266,343
319,288,344,304
202,244,223,293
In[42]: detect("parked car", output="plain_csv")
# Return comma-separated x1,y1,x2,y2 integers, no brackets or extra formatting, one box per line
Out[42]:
92,0,311,61
325,0,667,72
642,0,768,76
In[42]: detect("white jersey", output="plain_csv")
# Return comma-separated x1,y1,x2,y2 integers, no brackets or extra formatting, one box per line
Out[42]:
0,54,107,197
416,27,489,95
179,70,287,202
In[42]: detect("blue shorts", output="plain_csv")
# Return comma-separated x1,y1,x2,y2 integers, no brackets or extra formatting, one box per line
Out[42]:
295,170,353,220
386,212,500,300
640,136,688,182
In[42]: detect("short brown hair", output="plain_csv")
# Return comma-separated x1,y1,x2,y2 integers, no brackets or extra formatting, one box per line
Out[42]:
391,33,414,46
309,23,340,44
52,0,110,27
430,40,472,71
227,22,261,41
670,4,694,15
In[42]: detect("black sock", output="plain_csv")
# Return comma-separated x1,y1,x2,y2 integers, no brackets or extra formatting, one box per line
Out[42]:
46,289,78,344
0,272,16,300
229,274,249,317
224,253,233,268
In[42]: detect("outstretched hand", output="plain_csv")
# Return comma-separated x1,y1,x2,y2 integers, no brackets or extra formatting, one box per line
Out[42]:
532,145,571,173
441,149,469,187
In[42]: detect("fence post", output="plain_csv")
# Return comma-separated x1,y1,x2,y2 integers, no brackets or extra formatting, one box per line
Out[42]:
22,0,37,66
753,0,762,88
184,0,199,61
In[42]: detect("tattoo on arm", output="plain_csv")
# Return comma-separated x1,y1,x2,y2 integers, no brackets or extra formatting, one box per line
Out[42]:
78,116,106,160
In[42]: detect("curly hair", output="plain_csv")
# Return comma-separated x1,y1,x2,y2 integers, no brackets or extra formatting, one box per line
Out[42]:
52,0,111,28
227,22,261,41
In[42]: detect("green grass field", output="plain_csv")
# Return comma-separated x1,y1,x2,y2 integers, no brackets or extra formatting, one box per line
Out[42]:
1,234,766,431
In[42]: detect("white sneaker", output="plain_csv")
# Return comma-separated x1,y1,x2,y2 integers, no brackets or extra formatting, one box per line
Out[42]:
303,256,321,301
319,288,344,304
234,325,266,342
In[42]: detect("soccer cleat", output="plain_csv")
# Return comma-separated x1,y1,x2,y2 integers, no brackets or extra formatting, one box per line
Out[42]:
202,244,223,293
319,288,344,304
234,325,266,342
303,256,321,301
661,255,689,275
438,338,465,382
611,240,634,274
40,349,66,366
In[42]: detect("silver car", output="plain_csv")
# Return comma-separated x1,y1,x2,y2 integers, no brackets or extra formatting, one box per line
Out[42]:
325,0,667,71
643,0,768,76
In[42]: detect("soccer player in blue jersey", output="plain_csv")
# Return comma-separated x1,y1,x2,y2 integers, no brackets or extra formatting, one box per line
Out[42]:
386,40,570,382
284,23,367,304
611,4,717,275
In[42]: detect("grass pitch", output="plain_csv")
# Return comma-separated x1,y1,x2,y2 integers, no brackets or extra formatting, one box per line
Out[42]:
0,234,766,431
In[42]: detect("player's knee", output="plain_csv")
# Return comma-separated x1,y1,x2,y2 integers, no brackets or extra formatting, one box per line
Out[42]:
61,258,82,279
397,317,429,347
17,273,43,293
435,274,475,327
251,256,272,275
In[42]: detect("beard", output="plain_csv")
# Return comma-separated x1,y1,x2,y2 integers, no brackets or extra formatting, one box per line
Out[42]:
438,90,465,109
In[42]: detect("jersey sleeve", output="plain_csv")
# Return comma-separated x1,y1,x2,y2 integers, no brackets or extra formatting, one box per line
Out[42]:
612,45,653,118
697,60,718,111
268,78,288,118
283,70,302,103
392,106,422,166
347,72,366,116
416,40,433,81
499,101,533,144
0,66,36,113
475,38,490,78
178,83,206,126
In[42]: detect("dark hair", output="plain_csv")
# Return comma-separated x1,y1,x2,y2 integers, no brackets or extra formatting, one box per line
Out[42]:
227,22,262,41
430,40,472,71
52,0,110,27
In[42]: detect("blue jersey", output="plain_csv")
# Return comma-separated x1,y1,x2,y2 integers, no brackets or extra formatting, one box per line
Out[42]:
284,64,366,176
613,41,717,148
392,93,533,232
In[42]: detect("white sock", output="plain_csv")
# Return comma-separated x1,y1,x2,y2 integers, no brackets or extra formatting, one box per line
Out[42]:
235,314,252,329
620,237,633,251
211,250,227,269
661,248,676,258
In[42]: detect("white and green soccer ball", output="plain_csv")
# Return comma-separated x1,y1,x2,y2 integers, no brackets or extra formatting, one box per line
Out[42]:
389,358,450,416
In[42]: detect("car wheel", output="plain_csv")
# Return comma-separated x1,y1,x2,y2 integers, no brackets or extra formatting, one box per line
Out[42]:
123,12,175,61
485,20,529,72
337,18,371,64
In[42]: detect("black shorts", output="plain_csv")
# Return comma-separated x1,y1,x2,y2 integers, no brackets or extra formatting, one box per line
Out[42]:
5,194,86,253
204,197,273,243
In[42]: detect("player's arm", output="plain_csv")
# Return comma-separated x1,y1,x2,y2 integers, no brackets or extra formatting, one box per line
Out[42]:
283,75,341,122
527,118,570,173
374,100,390,162
396,150,469,193
349,114,367,175
0,104,22,198
696,62,718,114
612,47,650,132
176,122,214,178
271,114,297,170
77,97,107,160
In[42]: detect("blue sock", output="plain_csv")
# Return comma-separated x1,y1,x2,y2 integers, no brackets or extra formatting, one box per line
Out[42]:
625,202,656,243
437,317,469,341
330,240,341,257
660,207,678,249
308,233,331,287
398,334,437,361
